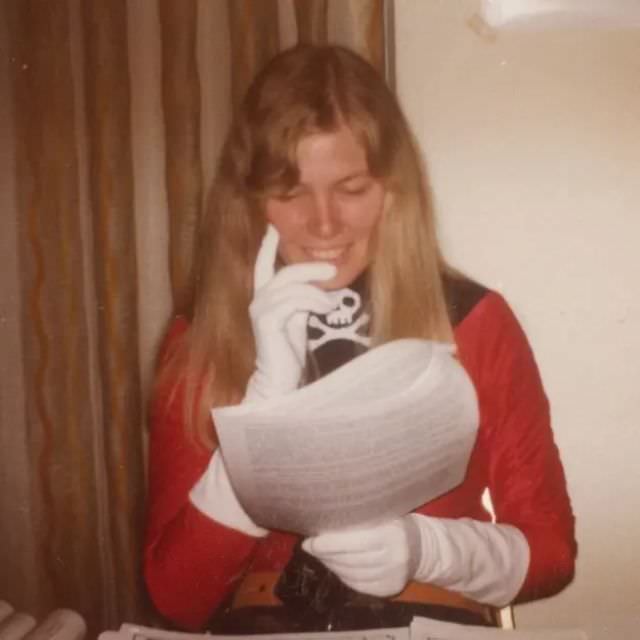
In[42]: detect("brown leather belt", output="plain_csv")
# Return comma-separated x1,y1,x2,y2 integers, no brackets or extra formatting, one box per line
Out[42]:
231,571,496,625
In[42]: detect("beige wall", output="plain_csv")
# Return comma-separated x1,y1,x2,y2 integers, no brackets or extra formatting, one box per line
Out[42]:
394,0,640,630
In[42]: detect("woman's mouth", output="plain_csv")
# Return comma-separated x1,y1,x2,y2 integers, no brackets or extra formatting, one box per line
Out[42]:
305,246,349,262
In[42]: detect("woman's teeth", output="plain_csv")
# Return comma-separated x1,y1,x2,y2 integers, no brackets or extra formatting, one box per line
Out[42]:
308,247,346,260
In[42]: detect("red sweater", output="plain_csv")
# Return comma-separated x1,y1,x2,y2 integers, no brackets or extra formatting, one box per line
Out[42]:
144,291,576,630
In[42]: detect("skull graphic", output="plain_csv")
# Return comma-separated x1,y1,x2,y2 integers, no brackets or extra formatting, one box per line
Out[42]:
308,287,371,351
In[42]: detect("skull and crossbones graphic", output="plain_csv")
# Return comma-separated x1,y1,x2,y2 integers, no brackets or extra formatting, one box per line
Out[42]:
308,288,371,351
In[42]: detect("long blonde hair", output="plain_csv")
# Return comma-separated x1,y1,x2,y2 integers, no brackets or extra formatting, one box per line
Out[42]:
156,44,453,448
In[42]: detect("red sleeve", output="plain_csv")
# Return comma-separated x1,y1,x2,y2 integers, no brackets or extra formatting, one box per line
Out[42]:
143,318,258,630
457,293,577,603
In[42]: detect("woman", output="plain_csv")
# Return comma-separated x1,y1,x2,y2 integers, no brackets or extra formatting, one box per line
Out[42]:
144,44,576,633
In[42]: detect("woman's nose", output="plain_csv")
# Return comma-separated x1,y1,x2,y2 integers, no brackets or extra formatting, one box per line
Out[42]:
306,193,340,238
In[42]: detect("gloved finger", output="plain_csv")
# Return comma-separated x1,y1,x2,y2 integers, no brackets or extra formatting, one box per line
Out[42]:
303,528,385,556
315,543,410,576
316,553,390,577
254,282,335,312
268,261,337,289
309,554,407,598
251,284,336,326
254,224,279,290
325,560,410,596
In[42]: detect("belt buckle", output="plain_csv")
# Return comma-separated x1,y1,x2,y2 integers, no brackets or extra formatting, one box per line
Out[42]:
275,544,350,616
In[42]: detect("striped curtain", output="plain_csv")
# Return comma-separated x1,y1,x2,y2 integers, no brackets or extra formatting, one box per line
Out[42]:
0,0,392,635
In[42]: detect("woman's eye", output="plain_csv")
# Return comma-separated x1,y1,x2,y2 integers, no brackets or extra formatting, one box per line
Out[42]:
275,189,303,202
339,181,371,196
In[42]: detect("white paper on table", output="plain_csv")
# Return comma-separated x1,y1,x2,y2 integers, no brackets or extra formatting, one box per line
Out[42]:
213,339,479,535
410,616,588,640
103,619,589,640
109,622,409,640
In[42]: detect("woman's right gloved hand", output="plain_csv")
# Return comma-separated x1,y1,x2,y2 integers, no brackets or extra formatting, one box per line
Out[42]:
244,224,337,402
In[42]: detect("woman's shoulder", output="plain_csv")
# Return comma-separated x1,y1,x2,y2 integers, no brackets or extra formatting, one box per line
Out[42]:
443,272,522,336
448,276,541,391
442,271,489,327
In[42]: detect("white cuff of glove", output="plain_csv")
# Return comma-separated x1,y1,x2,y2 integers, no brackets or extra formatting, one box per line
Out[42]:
409,513,530,607
189,450,268,538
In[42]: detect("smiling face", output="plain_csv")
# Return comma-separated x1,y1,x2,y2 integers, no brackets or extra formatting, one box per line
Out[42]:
264,125,387,291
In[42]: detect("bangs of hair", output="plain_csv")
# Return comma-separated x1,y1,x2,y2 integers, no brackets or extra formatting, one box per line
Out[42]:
238,45,400,197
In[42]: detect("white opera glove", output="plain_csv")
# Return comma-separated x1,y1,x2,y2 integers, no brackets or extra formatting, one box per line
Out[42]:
244,225,337,402
407,513,530,606
189,449,268,537
302,518,422,598
303,513,530,607
188,226,336,534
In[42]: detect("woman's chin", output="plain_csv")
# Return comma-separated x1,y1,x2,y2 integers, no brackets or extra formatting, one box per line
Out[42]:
314,265,366,291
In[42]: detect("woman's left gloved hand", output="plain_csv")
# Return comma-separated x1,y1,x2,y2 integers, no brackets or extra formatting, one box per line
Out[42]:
302,517,421,597
302,513,530,606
